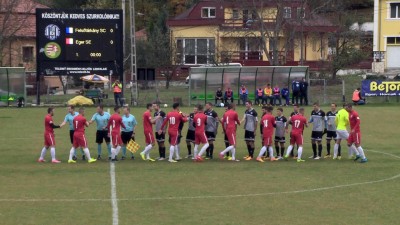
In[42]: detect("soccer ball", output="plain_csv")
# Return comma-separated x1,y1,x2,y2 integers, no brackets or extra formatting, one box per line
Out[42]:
164,104,168,108
219,103,224,107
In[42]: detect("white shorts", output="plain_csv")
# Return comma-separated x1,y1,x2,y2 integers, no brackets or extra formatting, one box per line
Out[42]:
336,130,349,140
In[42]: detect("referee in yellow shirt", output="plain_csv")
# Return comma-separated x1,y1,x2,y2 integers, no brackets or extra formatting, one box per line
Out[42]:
334,104,350,159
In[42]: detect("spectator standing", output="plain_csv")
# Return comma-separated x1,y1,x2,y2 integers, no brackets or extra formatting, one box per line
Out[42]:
291,78,301,105
112,80,123,107
300,78,309,105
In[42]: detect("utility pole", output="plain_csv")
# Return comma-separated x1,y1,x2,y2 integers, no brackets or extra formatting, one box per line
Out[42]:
300,0,305,66
122,0,126,97
129,0,138,106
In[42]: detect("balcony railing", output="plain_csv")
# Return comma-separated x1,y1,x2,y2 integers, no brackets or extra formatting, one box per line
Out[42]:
220,19,276,30
220,50,263,61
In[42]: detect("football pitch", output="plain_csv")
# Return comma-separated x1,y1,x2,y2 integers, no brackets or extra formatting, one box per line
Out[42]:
0,105,399,225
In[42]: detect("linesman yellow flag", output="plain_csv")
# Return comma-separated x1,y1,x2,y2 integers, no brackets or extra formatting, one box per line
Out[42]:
126,139,140,153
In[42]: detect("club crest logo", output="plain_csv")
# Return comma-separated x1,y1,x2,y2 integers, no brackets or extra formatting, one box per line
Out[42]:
44,24,61,40
44,42,61,59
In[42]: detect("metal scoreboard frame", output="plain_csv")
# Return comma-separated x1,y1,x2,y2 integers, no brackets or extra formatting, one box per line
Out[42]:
36,8,123,104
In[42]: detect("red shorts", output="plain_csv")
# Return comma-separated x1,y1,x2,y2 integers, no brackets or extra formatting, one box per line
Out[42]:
195,131,208,145
348,132,361,145
144,130,154,144
263,134,273,146
290,133,304,145
225,130,236,146
111,132,123,147
73,133,87,148
44,133,55,147
169,130,180,146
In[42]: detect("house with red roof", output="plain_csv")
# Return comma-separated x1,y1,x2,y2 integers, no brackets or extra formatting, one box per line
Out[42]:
0,0,48,71
167,0,338,68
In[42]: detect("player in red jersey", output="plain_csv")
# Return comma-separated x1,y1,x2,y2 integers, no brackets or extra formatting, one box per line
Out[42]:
256,106,277,162
38,107,62,163
106,106,126,162
193,105,209,161
139,103,157,161
219,103,241,161
159,103,187,163
284,108,308,162
68,107,97,163
345,104,367,163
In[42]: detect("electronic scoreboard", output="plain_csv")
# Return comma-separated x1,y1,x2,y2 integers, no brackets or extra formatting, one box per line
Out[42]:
36,9,123,76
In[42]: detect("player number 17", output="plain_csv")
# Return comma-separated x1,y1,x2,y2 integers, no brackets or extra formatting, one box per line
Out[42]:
294,120,300,128
263,120,268,128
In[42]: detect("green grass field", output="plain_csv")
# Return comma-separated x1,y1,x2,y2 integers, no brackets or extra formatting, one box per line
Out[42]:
0,105,399,225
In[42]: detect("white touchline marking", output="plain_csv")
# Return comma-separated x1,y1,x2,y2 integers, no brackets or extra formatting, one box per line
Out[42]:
110,162,119,225
0,137,36,140
368,149,400,159
0,149,398,203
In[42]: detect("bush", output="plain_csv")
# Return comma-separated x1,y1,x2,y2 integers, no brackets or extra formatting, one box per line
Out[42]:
365,75,387,80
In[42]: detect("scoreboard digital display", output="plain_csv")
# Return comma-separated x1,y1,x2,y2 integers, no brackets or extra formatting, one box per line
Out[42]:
36,9,123,76
65,24,117,61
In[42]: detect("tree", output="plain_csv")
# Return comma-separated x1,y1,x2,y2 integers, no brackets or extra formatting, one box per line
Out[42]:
82,0,117,9
137,7,178,90
318,0,372,79
43,0,88,9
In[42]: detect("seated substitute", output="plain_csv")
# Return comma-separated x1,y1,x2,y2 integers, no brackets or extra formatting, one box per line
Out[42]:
215,87,223,105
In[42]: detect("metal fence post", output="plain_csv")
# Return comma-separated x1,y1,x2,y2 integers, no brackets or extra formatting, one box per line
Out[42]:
342,79,345,103
324,79,327,104
204,68,208,105
6,68,9,107
189,69,191,106
237,67,242,105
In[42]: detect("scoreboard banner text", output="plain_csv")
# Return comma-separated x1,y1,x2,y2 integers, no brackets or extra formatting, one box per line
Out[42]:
361,80,400,97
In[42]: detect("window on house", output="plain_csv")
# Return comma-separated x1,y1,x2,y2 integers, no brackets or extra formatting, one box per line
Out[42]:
232,9,239,19
283,7,291,19
328,35,337,55
312,38,317,52
202,7,216,18
297,7,305,19
22,46,34,62
251,10,257,19
176,39,183,64
387,37,400,44
184,39,196,64
178,38,215,64
390,3,400,18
